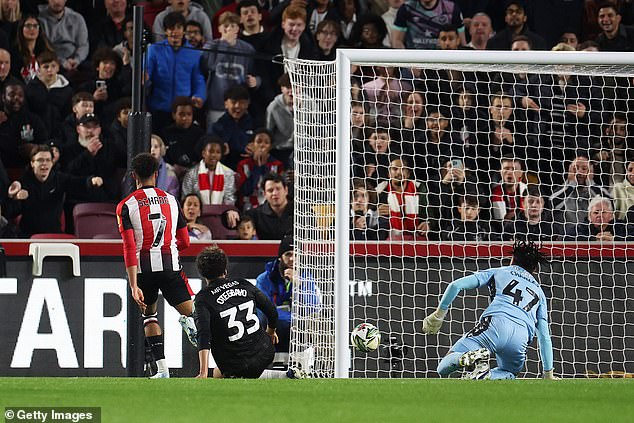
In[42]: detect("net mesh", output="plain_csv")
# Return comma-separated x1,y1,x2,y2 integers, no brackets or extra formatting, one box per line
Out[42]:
286,55,634,378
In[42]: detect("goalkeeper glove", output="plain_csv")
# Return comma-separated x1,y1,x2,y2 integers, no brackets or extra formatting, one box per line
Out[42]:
422,308,447,334
543,369,560,380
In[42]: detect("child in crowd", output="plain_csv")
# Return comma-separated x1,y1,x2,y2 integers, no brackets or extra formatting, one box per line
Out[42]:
161,96,205,174
442,194,491,241
236,215,258,240
150,134,180,198
56,91,94,147
266,73,294,167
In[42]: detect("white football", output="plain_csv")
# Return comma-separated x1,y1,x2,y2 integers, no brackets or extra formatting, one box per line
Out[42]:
350,322,381,352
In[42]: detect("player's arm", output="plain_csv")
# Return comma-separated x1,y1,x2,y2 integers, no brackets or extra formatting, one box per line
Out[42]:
535,297,559,380
193,294,212,378
117,202,145,312
175,208,190,251
422,271,493,334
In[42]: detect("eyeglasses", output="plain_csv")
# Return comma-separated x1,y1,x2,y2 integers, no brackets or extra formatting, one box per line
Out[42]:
24,23,39,29
506,7,523,15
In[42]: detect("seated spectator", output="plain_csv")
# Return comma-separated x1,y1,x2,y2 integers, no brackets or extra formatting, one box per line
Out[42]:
595,2,634,52
399,90,425,144
391,0,465,49
236,128,284,211
90,0,130,52
486,0,547,51
353,127,402,187
0,0,21,40
314,19,340,61
182,192,212,241
467,12,493,50
564,196,629,241
236,215,257,240
0,81,48,170
363,66,412,129
350,178,388,240
185,19,205,49
79,47,127,126
350,100,366,152
349,13,388,49
266,73,294,167
55,91,93,149
442,194,490,241
24,50,73,137
382,0,403,48
109,96,131,164
3,144,102,237
112,16,133,67
38,0,89,74
209,85,256,170
559,30,579,50
225,172,294,240
612,159,634,220
0,48,18,97
202,12,257,128
11,14,56,83
490,155,528,226
592,112,630,188
181,135,236,205
152,0,212,42
551,155,612,234
161,96,205,173
503,184,562,241
376,157,428,240
150,134,179,198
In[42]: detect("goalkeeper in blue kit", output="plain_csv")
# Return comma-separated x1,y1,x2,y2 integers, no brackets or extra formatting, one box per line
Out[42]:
422,240,559,380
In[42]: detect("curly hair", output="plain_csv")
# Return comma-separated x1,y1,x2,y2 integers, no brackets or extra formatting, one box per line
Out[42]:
512,239,549,274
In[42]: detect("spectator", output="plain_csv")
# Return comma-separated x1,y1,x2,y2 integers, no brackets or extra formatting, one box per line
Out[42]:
376,157,429,240
55,91,93,149
202,12,257,128
152,0,212,42
314,19,340,61
25,50,73,136
578,39,600,51
0,48,20,96
255,234,320,352
109,96,131,164
0,0,21,39
486,0,547,50
353,127,402,187
350,178,388,240
146,12,206,133
400,90,426,143
468,12,493,50
595,2,634,51
350,100,366,152
3,144,102,237
266,73,294,167
363,66,412,129
307,0,335,36
61,113,120,202
181,135,236,205
161,96,204,172
382,0,404,48
349,13,388,49
331,0,358,44
90,0,131,53
150,134,179,198
442,194,490,241
0,81,48,169
209,85,256,170
226,172,294,240
612,159,634,220
503,184,561,241
236,128,284,211
490,155,528,225
559,30,579,50
11,14,55,83
592,112,631,188
182,192,212,241
564,195,629,241
550,155,612,233
392,0,465,49
184,20,205,48
236,214,257,240
238,0,266,47
112,16,133,67
38,0,89,73
79,47,127,126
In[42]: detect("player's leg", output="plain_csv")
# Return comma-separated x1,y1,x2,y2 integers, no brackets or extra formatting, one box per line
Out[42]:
487,322,528,380
212,367,224,378
162,270,198,347
143,301,170,378
437,337,487,376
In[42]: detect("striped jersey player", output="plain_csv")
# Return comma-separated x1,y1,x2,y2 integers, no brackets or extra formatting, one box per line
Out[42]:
116,153,198,379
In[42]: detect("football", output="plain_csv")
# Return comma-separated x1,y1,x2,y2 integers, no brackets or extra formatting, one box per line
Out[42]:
350,323,381,352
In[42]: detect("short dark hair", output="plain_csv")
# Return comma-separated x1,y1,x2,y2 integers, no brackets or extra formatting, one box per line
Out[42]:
511,34,532,48
196,245,228,280
224,84,250,101
251,127,272,142
262,172,287,189
115,97,132,115
512,239,549,274
237,0,261,14
278,73,291,88
597,1,619,14
36,50,58,65
72,91,94,106
237,215,254,227
164,11,186,30
197,134,225,156
185,20,203,31
92,47,122,73
171,96,194,114
460,194,479,207
30,144,52,160
131,153,158,179
439,24,459,35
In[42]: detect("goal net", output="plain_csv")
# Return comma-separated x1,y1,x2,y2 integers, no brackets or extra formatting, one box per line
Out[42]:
286,50,634,379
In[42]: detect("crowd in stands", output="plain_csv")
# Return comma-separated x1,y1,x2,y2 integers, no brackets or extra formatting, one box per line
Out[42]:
0,0,633,243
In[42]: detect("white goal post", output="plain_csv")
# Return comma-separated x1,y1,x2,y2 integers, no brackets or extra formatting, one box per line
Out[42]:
286,50,634,379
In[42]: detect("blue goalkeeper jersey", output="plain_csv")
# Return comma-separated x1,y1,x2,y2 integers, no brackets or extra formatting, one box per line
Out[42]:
470,265,548,340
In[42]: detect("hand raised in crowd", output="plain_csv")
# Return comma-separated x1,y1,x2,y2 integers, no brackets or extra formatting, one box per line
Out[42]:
0,111,7,125
86,138,103,156
8,181,28,200
566,102,586,119
522,96,540,111
377,203,390,217
93,86,108,102
191,96,204,109
595,231,614,242
283,267,297,283
442,167,465,184
417,221,429,237
494,126,514,144
90,177,104,187
225,209,241,228
64,58,79,71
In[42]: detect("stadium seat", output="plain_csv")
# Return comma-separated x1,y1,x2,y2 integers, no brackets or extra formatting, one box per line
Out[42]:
30,233,77,240
199,205,238,240
29,242,81,276
73,203,118,239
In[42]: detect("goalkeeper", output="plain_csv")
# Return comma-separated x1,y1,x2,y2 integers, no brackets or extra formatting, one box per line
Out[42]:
422,240,559,380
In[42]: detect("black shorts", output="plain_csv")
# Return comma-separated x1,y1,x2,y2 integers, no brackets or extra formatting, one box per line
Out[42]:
137,269,193,307
219,339,275,379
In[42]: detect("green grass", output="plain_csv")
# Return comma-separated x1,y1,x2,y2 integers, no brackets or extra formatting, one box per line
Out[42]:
1,378,633,423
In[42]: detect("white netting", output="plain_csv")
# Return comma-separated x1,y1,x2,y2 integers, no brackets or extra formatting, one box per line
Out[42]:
286,52,634,378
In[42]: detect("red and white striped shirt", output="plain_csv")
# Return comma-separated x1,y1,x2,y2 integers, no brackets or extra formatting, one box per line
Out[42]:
116,186,190,273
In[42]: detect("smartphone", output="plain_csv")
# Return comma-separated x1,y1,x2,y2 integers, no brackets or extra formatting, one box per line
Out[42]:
96,80,107,90
451,159,464,169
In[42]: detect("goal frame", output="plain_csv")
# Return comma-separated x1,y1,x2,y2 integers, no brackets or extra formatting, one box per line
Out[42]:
332,49,634,378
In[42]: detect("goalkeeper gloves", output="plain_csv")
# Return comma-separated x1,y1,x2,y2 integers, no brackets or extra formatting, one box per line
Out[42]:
422,308,447,334
543,369,560,380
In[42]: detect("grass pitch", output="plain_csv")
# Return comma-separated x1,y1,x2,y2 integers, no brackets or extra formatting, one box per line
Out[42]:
1,378,632,423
